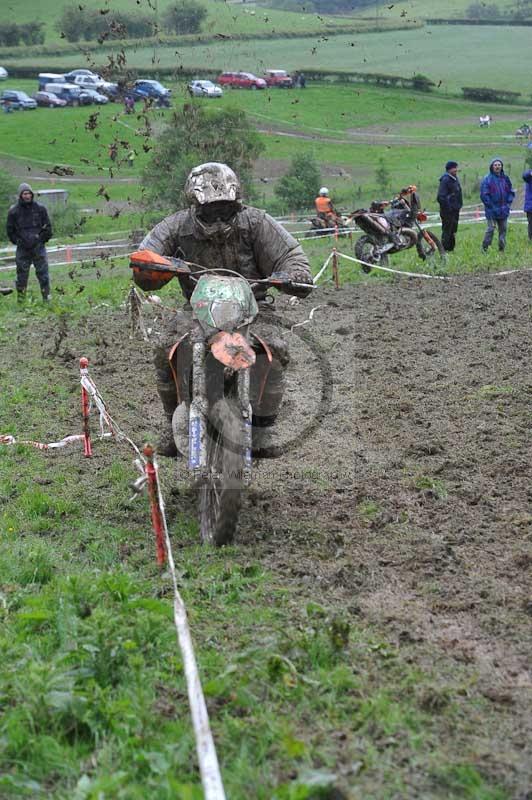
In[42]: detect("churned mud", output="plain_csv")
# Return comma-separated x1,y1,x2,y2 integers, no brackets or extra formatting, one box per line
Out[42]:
2,269,531,795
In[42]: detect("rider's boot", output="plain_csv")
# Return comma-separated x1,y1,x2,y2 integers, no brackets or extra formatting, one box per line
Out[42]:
156,380,179,458
252,414,277,457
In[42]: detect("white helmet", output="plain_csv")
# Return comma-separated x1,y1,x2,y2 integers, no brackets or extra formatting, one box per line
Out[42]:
319,187,329,196
185,162,241,206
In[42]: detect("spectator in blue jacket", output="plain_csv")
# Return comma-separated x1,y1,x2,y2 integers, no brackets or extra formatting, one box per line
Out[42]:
523,167,532,241
480,158,515,253
437,160,463,252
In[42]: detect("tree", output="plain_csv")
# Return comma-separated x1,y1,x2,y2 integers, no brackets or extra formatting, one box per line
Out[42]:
375,157,391,194
162,0,207,34
57,5,85,42
142,105,263,210
274,153,321,211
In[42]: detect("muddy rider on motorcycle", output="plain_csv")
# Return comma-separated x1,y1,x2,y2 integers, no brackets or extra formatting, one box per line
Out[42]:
139,162,314,457
314,187,339,229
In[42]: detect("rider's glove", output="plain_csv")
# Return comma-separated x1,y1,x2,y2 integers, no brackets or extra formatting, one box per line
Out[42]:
270,271,313,298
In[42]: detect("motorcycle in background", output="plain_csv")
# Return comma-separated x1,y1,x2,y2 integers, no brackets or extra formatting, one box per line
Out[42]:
130,249,312,546
351,186,445,271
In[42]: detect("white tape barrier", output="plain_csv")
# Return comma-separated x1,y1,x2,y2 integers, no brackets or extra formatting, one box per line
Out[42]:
0,432,112,450
154,464,227,800
335,250,450,280
313,252,334,284
3,363,227,799
81,370,227,799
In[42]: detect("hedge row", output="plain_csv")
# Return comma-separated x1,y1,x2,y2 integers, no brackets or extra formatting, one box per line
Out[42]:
461,86,523,103
426,17,532,25
6,62,437,95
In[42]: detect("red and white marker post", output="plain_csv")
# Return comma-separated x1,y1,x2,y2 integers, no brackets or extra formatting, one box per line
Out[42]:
79,357,92,458
143,444,167,567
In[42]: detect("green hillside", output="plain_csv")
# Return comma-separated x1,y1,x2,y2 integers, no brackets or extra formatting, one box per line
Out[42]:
9,0,370,44
5,25,532,96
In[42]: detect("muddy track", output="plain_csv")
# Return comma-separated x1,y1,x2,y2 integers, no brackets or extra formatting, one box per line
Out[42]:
5,269,531,795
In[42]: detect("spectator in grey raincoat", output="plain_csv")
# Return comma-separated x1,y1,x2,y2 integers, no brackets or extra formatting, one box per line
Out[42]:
6,183,52,301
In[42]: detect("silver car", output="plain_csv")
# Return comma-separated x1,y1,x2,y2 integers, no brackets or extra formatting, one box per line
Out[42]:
188,80,223,98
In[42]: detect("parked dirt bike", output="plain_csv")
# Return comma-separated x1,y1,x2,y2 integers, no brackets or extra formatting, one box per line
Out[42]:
130,249,312,546
351,186,445,271
516,123,531,140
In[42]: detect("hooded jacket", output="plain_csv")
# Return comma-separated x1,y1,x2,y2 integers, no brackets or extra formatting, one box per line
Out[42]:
522,169,532,213
437,171,463,213
480,159,515,220
6,183,52,249
140,204,312,301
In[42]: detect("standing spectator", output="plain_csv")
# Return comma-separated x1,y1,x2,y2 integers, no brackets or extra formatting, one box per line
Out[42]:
6,183,52,302
436,160,463,252
523,167,532,242
298,72,306,89
480,158,515,253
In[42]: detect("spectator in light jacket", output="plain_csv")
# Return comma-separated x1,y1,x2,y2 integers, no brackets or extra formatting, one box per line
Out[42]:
522,167,532,242
480,158,515,253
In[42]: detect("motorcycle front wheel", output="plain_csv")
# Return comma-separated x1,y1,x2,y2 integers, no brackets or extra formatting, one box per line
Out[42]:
417,230,446,264
199,397,245,546
354,235,389,273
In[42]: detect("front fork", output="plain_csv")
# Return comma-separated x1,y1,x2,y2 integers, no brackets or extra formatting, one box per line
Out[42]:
188,338,253,485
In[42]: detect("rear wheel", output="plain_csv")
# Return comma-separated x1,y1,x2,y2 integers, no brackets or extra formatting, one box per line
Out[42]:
355,235,389,272
199,398,245,546
417,229,446,264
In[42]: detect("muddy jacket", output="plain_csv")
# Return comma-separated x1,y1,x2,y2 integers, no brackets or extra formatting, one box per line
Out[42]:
7,186,52,250
140,205,312,301
480,161,515,220
437,172,463,213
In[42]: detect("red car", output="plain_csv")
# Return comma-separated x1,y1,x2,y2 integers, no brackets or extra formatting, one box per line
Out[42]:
33,91,67,107
263,69,293,88
217,71,267,90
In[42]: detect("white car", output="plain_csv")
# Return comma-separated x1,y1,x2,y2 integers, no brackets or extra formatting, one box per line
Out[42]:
188,80,223,98
0,67,8,80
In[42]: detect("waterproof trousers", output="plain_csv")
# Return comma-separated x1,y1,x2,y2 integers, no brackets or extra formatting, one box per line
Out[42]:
439,209,460,252
15,244,50,298
482,218,508,252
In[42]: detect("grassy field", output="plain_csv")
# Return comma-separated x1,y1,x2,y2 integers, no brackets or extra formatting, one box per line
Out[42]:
0,222,530,796
1,80,530,225
4,25,532,96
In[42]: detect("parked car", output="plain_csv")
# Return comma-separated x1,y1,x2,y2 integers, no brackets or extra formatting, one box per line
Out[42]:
38,73,66,90
187,79,223,98
0,67,8,80
131,79,171,104
64,69,101,80
69,74,118,99
0,90,37,110
79,88,109,105
217,71,267,90
263,69,293,88
43,83,90,106
33,91,67,108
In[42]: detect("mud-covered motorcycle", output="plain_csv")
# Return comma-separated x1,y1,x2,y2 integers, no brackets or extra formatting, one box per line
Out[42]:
307,211,353,238
130,249,312,546
351,186,445,271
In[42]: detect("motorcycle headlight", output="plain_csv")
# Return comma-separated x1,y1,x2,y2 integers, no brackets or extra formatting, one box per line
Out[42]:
210,299,246,330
